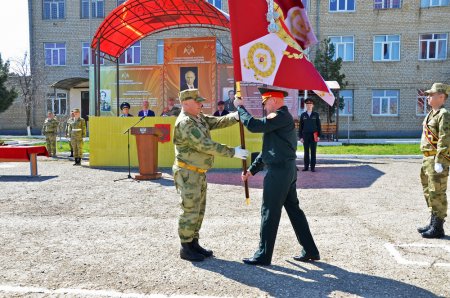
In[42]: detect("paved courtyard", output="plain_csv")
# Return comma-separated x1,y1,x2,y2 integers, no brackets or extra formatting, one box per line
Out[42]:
0,156,449,297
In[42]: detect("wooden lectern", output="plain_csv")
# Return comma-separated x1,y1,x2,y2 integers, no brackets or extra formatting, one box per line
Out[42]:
131,127,163,180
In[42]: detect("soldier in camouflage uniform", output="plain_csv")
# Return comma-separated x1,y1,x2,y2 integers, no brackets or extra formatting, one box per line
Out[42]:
66,110,75,157
173,89,249,262
67,108,86,166
41,111,59,157
419,83,450,238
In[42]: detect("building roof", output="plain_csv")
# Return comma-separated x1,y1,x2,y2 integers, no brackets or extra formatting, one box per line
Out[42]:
91,0,230,59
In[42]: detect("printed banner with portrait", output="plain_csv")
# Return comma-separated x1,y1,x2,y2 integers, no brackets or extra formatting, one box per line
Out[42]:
164,37,217,114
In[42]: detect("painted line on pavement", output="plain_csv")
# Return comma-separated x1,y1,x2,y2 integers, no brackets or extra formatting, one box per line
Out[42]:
384,243,450,267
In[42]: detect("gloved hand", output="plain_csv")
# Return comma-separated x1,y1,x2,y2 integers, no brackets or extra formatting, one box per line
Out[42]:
435,163,443,173
233,146,249,160
230,111,240,121
234,97,244,107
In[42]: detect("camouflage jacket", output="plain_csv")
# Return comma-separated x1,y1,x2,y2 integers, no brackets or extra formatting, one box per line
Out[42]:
173,110,237,170
421,107,450,164
67,118,87,138
42,118,59,134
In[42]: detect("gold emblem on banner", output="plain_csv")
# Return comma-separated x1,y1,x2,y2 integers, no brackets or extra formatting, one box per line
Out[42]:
184,45,195,55
243,42,276,81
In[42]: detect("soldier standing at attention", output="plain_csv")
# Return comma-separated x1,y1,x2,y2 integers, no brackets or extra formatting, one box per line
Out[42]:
41,111,59,157
418,83,450,239
67,108,86,166
173,88,249,262
66,110,75,157
234,87,320,266
298,98,321,172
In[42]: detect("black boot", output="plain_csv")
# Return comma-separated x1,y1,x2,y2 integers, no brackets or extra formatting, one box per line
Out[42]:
73,158,78,166
417,214,435,233
191,238,213,257
421,216,445,239
77,158,82,165
69,149,73,157
180,242,205,262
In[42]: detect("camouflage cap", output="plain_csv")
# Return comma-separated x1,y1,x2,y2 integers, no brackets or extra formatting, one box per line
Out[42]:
425,83,450,95
179,89,205,102
72,108,80,113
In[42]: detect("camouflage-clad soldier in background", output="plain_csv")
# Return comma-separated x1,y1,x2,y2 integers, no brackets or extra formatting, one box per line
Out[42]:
419,83,450,238
173,89,249,262
67,108,86,166
66,110,75,157
41,111,59,157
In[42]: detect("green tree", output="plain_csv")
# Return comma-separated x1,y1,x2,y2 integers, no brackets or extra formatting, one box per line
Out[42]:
0,54,18,114
312,39,348,123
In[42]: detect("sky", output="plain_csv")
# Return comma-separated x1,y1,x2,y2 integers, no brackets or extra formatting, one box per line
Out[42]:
0,0,30,62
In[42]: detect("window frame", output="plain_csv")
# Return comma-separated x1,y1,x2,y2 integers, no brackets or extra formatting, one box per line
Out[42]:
421,0,450,7
371,90,399,116
47,92,68,115
329,0,356,12
419,33,448,60
207,0,222,9
43,0,65,20
374,0,402,9
117,0,127,6
156,39,164,65
81,0,105,19
339,90,354,116
329,35,355,61
82,42,104,65
373,34,401,62
416,90,429,116
44,42,66,66
119,41,141,65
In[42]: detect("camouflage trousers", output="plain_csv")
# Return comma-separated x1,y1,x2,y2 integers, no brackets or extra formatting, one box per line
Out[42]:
70,136,83,158
420,156,448,220
173,165,207,243
44,133,57,156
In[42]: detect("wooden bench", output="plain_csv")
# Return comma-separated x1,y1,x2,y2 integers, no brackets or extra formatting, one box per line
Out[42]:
0,146,49,176
321,123,337,141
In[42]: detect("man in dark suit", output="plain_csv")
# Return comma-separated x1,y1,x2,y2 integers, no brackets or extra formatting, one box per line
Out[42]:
213,101,229,116
181,70,197,91
299,98,321,172
137,100,155,117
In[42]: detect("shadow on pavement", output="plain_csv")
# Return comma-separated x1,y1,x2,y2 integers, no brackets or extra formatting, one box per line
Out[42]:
0,175,58,182
207,165,385,189
194,258,438,297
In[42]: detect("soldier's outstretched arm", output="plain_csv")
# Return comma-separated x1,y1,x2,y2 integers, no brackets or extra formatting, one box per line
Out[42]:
237,106,287,133
203,113,238,130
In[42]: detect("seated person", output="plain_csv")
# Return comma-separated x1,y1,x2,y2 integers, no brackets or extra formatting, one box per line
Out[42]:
161,98,181,117
119,102,133,117
138,100,155,117
213,100,230,116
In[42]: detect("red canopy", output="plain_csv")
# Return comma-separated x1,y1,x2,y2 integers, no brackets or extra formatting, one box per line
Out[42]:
91,0,230,58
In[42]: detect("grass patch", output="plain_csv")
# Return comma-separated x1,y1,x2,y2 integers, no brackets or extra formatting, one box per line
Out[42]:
304,143,421,155
35,141,90,154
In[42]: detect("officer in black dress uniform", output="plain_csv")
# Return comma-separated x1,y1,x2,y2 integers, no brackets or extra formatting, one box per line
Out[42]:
299,98,321,172
234,87,320,266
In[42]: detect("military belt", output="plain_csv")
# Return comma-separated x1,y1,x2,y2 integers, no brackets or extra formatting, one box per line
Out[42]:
423,151,437,157
176,161,207,174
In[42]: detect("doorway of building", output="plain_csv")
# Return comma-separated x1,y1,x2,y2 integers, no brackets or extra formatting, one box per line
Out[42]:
81,91,90,122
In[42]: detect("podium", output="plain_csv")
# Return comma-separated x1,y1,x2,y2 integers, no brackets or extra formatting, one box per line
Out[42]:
131,127,163,180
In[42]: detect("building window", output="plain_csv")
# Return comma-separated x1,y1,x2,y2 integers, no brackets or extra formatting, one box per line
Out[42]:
372,90,399,116
44,43,66,66
329,0,355,12
156,40,164,65
419,33,448,60
339,90,353,116
81,0,104,18
43,0,65,20
119,41,141,64
207,0,222,9
117,0,127,6
82,42,104,65
329,36,354,61
373,35,400,61
416,89,429,115
421,0,449,7
47,92,67,115
303,0,310,10
374,0,402,9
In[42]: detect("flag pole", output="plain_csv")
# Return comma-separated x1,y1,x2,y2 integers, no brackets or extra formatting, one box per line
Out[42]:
235,81,250,205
